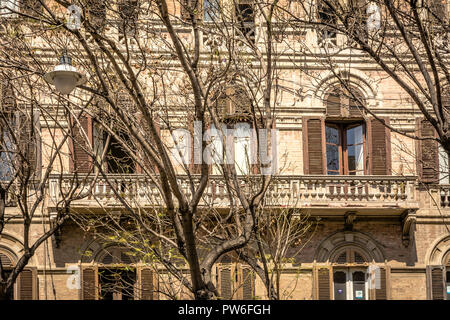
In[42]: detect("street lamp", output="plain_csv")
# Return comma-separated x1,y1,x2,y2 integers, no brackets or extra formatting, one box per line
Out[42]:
44,54,86,95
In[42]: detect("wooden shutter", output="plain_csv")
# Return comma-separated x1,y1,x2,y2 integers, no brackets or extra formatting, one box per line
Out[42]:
427,265,445,300
303,118,325,174
138,267,158,300
217,263,233,299
368,117,391,175
417,119,439,183
0,80,15,113
16,108,41,181
374,265,390,300
70,115,93,174
81,266,98,300
313,266,332,300
326,90,341,117
17,267,38,300
237,265,254,300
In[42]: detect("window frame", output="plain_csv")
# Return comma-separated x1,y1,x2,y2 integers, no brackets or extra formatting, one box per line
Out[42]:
325,121,367,175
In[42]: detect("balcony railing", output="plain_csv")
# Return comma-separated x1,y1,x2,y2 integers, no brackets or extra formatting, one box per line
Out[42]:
48,174,418,210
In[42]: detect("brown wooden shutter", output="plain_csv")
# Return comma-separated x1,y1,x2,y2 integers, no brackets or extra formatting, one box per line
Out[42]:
313,266,332,300
368,117,391,175
81,266,98,300
0,80,15,113
217,263,233,299
17,267,38,300
326,90,341,117
16,108,40,181
239,265,254,300
70,115,93,174
303,118,325,174
417,119,439,183
427,265,445,300
138,267,158,300
374,265,390,300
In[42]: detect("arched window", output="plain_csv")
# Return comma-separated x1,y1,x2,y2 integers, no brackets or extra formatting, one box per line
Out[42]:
330,247,370,300
0,248,37,300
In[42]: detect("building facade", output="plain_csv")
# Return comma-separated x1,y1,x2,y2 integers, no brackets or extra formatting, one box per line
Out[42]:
0,0,449,300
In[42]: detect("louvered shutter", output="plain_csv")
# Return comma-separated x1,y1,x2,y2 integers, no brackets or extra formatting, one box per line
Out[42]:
427,265,445,300
0,252,14,268
240,265,254,300
16,108,41,181
368,117,391,175
0,80,15,113
303,118,325,174
138,267,158,300
17,267,37,300
81,266,98,300
417,119,439,183
326,90,341,117
70,115,93,174
375,266,390,300
217,263,233,299
314,266,332,300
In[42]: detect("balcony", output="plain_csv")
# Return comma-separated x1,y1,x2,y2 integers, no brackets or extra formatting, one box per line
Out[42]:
48,174,418,215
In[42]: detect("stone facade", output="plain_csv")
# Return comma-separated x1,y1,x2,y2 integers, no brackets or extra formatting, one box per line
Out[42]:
0,0,449,300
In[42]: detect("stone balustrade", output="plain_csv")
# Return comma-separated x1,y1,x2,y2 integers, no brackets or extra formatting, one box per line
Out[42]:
48,174,418,210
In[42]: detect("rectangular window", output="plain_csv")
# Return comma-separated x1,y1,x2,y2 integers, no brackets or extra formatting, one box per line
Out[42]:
99,268,136,300
235,0,255,43
333,268,368,300
0,115,15,181
204,0,219,22
439,145,449,184
325,122,366,175
317,0,337,48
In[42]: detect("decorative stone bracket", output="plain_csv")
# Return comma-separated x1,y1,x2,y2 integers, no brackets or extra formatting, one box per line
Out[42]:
401,209,417,247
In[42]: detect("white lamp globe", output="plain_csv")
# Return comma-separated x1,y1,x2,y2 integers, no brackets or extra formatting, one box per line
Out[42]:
44,55,86,95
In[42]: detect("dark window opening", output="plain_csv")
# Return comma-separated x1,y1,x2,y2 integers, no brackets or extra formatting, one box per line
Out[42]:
99,268,136,300
0,113,15,182
317,0,337,47
333,271,347,300
118,0,139,40
104,131,136,174
236,2,255,43
85,0,106,30
446,270,450,300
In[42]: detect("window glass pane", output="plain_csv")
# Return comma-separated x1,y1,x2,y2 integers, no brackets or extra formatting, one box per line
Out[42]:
439,145,449,184
348,144,364,174
352,271,366,300
326,125,339,144
446,270,450,300
347,125,363,145
0,130,15,181
333,271,347,300
347,125,364,175
326,144,339,174
234,124,251,175
204,0,219,21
